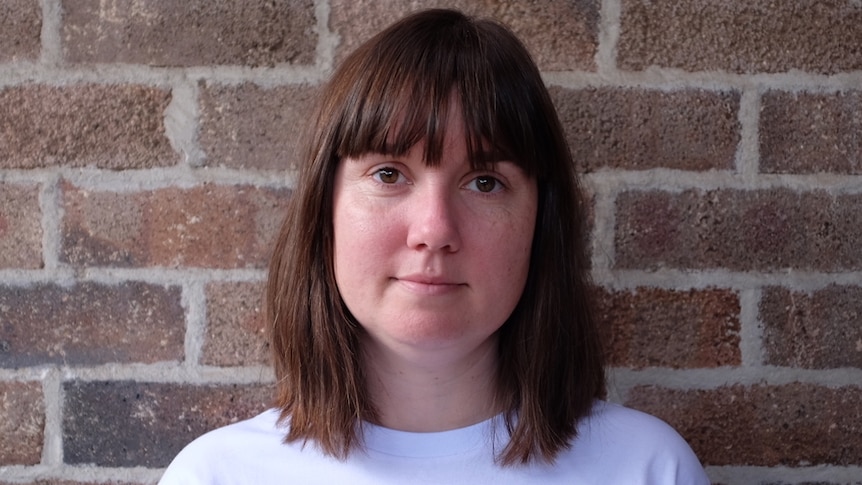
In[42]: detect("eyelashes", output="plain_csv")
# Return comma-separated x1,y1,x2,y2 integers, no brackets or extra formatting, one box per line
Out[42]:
372,166,506,194
372,167,405,185
465,176,503,194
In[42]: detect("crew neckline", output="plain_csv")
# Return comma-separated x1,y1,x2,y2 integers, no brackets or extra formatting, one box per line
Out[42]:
361,414,505,458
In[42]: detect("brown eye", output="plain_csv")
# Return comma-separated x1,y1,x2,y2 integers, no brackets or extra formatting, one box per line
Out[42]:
469,176,501,193
375,167,401,184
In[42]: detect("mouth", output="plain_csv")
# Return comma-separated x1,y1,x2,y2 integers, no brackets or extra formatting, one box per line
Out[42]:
393,275,466,295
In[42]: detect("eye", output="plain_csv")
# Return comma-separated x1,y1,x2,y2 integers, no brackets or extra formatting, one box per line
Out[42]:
373,167,403,184
466,175,503,194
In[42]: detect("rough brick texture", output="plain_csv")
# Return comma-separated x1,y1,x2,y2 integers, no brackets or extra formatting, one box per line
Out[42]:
61,183,290,268
63,381,272,467
551,87,739,172
330,0,599,71
0,85,177,169
618,0,862,74
61,0,317,67
761,90,862,174
0,282,183,367
760,285,862,369
0,381,44,465
0,1,859,483
626,384,862,466
595,287,741,368
0,0,41,62
615,189,862,272
202,281,269,367
0,183,42,269
199,82,319,170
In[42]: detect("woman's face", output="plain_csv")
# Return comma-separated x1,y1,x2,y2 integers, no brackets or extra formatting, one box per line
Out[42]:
331,104,538,364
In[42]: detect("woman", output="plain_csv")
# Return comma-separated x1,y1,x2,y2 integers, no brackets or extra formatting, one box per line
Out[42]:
161,9,709,484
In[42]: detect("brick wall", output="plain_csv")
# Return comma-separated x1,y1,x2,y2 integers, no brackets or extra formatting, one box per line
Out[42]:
1,1,860,484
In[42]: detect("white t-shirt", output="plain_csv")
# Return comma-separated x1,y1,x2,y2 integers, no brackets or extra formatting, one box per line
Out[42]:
159,401,710,484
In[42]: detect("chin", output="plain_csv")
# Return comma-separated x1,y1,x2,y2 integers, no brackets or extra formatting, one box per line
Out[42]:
379,319,500,353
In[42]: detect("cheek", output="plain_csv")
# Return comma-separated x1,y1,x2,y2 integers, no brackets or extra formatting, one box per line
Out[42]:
472,215,535,301
333,212,365,283
333,205,400,291
500,232,533,294
333,219,371,319
502,204,537,298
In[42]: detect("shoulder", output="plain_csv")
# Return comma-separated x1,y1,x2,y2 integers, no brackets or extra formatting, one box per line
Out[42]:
158,409,287,485
583,400,690,441
556,401,710,484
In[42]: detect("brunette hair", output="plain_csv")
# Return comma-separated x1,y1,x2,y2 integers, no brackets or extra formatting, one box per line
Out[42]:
266,8,605,465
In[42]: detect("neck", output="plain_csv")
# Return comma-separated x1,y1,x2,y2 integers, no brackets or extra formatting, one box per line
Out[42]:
362,335,500,432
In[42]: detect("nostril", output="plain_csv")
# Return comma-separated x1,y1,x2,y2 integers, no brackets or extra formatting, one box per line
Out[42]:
406,211,461,253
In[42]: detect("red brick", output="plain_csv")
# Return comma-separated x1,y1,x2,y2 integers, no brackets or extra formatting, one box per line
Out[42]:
594,287,740,368
60,183,290,268
615,189,862,272
0,85,177,169
330,0,599,71
61,0,316,67
550,87,739,172
761,91,862,174
0,282,183,367
0,183,42,269
63,381,272,467
618,0,862,74
761,285,862,369
0,0,41,62
199,83,319,170
626,384,862,466
0,381,44,465
202,282,269,367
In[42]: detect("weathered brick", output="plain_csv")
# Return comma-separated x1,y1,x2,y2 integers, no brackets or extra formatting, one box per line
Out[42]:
0,381,44,465
761,91,862,174
761,285,862,369
199,82,319,170
0,85,177,169
550,87,739,172
0,0,41,62
594,287,740,368
62,0,316,67
0,282,183,367
615,189,862,272
626,384,862,466
330,0,599,71
60,183,290,268
202,281,269,367
63,381,272,467
618,0,862,74
0,183,42,269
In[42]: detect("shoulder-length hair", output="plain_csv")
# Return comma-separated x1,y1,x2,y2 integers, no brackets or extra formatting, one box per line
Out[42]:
266,8,605,465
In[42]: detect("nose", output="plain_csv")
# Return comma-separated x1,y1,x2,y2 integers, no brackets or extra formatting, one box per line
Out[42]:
405,185,462,253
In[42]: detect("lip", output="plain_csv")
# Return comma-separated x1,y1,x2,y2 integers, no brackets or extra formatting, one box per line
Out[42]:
394,275,466,295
